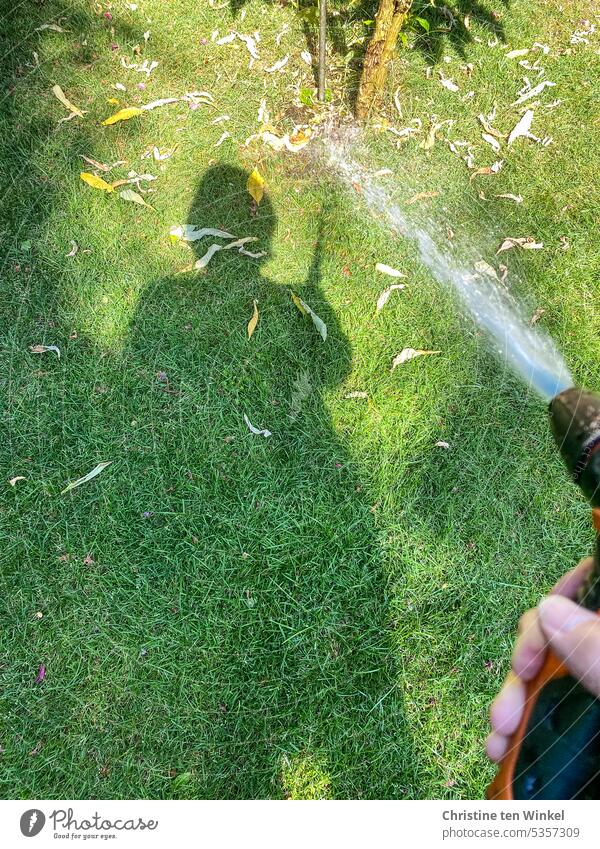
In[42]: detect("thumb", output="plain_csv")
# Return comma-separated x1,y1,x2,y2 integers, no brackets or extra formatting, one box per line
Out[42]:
538,595,600,698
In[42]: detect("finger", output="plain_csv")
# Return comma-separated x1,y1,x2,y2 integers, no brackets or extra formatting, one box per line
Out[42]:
490,671,526,736
512,608,547,680
551,557,594,599
486,731,508,762
538,596,600,698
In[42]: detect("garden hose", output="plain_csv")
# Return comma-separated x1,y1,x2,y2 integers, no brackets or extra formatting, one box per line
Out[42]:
488,387,600,800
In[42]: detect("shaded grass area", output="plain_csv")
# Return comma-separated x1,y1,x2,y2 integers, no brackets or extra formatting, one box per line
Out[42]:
0,0,599,799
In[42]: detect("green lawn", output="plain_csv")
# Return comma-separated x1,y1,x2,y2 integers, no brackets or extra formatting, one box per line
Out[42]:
0,0,599,799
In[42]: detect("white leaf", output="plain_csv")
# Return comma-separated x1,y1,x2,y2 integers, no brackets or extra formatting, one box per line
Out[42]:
66,240,79,257
439,72,459,92
491,160,504,173
194,244,222,269
435,441,451,449
344,391,368,400
375,263,406,278
141,97,179,111
61,461,113,495
9,475,27,485
474,260,499,280
215,131,231,147
265,56,288,73
243,413,271,437
212,114,230,124
376,284,405,313
113,82,127,91
152,146,176,161
216,32,236,45
506,48,529,59
29,344,60,358
482,133,501,152
495,193,523,203
170,225,235,242
257,99,269,124
507,109,534,145
513,80,555,105
236,32,259,59
301,50,312,65
36,23,66,32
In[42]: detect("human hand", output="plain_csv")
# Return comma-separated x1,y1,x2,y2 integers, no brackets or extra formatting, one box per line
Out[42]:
487,557,600,762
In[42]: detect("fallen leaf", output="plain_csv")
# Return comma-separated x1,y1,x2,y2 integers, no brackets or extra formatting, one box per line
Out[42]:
529,307,545,325
469,161,504,181
152,146,177,161
243,413,271,437
474,260,499,281
61,461,113,495
102,106,143,125
497,236,543,253
141,97,179,111
80,155,110,172
169,225,235,242
36,23,66,32
375,263,406,278
80,172,114,193
66,240,79,257
247,300,259,338
435,441,450,449
194,236,261,269
215,131,231,147
236,32,259,59
29,344,60,358
513,80,555,106
247,168,265,205
506,48,529,59
9,476,26,486
119,188,153,208
392,348,440,368
376,284,405,313
507,109,534,145
438,72,459,92
265,56,288,73
344,391,368,400
560,236,570,251
291,292,327,341
407,191,440,204
51,84,84,118
482,133,501,152
35,664,46,684
495,193,523,203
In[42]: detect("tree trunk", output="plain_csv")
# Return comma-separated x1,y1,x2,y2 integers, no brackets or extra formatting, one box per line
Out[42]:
355,0,412,119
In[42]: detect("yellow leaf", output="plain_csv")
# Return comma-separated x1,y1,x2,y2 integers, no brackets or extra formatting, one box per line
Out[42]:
101,106,143,126
247,300,259,338
51,84,85,117
247,168,265,205
80,172,115,192
291,292,308,316
107,97,120,105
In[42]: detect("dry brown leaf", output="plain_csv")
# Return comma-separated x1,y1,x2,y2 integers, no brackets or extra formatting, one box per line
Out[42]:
497,236,543,253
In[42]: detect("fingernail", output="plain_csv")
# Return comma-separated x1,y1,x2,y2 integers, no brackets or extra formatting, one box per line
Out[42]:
538,595,595,635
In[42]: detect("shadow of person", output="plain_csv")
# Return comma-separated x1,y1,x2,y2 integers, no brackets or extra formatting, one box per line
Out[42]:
113,164,416,798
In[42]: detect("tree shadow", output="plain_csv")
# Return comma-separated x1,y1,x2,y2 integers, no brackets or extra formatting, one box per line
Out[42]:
410,0,510,66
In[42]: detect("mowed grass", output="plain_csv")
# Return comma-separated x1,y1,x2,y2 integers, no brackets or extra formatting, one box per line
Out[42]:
0,0,599,799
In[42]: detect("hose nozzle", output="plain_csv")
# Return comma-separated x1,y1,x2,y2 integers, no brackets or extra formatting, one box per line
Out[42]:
549,387,600,506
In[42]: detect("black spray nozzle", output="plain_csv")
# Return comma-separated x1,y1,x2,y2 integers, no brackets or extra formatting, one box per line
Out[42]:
549,387,600,506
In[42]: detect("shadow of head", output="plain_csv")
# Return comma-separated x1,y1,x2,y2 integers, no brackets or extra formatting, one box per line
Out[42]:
188,164,275,265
